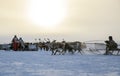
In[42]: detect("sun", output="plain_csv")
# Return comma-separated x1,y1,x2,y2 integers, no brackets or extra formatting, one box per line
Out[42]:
26,0,67,28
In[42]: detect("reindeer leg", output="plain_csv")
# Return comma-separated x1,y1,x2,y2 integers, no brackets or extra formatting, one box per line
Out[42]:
77,49,83,55
117,50,120,55
79,50,82,55
51,50,54,55
61,50,65,55
54,50,57,55
111,50,114,55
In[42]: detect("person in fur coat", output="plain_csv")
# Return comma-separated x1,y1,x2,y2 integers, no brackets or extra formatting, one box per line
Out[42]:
12,35,19,51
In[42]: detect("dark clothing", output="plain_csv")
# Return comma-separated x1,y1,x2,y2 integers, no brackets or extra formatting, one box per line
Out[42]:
105,38,118,55
108,40,118,50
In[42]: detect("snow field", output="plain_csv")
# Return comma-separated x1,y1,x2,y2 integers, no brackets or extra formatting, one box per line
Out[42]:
0,50,120,76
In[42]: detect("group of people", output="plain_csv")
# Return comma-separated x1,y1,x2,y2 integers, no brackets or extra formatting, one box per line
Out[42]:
11,35,25,51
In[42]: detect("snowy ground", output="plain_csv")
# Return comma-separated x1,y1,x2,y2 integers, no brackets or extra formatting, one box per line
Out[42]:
0,50,120,76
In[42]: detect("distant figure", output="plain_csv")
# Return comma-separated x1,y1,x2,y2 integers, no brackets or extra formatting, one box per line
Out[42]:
19,37,25,50
105,36,118,55
12,35,19,51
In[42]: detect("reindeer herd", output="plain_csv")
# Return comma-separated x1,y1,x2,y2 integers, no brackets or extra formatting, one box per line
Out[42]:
38,39,87,55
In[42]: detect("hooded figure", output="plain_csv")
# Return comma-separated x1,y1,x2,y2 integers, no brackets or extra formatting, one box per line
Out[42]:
19,37,25,50
12,35,19,51
108,36,118,50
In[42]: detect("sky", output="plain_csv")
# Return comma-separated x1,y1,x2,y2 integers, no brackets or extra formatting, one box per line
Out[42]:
0,0,120,43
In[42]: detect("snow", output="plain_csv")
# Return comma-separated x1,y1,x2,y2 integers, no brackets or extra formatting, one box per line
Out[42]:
0,50,120,76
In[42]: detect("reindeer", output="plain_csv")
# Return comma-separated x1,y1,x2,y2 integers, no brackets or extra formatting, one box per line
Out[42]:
49,40,65,55
64,41,83,54
51,41,83,55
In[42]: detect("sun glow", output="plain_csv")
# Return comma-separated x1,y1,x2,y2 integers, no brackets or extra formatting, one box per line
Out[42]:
26,0,67,28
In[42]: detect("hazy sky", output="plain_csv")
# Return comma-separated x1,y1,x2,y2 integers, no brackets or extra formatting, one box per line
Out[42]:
0,0,120,43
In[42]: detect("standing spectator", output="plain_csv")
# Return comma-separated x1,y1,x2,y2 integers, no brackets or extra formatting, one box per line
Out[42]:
12,35,19,51
19,37,25,51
